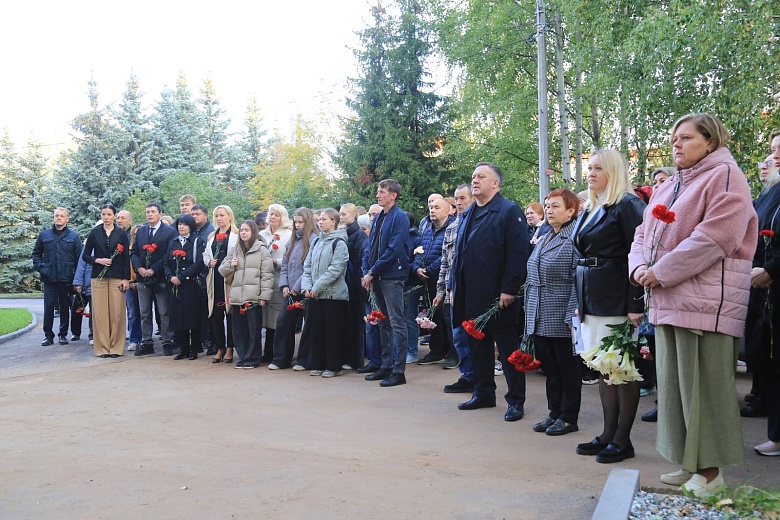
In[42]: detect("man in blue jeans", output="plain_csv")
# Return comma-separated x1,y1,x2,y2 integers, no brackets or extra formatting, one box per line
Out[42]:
361,179,410,387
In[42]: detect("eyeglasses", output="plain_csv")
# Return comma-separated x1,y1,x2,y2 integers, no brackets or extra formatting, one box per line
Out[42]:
759,161,772,168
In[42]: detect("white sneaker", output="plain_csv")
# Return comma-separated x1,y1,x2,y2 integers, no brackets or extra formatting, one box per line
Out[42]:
681,471,724,497
268,363,280,370
127,343,138,351
293,364,306,371
89,339,94,346
309,370,323,376
660,469,691,486
405,354,417,363
322,370,343,378
494,360,504,376
342,364,352,370
754,440,780,456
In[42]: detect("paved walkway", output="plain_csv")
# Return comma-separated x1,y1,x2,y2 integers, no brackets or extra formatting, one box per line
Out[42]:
0,299,777,519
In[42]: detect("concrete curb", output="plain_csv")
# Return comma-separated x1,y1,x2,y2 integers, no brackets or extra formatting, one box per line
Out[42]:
0,310,37,345
591,468,640,520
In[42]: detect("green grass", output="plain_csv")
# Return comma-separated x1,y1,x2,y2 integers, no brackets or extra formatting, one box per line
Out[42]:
693,484,780,518
0,308,33,335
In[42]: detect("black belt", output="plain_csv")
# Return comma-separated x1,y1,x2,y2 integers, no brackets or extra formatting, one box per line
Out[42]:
577,257,611,267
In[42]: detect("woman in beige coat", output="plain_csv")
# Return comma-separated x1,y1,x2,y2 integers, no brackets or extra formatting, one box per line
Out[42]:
219,220,274,369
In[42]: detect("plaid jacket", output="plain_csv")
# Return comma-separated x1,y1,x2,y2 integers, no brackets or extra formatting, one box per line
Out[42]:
436,214,460,299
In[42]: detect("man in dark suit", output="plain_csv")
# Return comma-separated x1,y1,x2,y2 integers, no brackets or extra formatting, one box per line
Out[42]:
130,203,177,356
452,162,529,421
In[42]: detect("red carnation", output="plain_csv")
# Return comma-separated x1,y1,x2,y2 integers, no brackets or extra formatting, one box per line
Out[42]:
760,230,775,238
286,304,294,311
272,243,279,250
172,250,187,257
239,307,246,314
273,234,280,241
462,319,485,340
215,233,229,242
116,244,124,254
651,204,676,224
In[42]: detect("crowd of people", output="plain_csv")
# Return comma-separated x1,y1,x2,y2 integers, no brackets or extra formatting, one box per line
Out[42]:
31,112,780,498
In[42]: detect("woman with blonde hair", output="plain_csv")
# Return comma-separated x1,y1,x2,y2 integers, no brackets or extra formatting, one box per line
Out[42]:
204,205,240,363
259,204,293,362
573,149,646,463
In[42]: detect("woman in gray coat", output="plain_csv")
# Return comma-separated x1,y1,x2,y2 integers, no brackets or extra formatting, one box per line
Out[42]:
302,208,350,378
219,220,274,368
526,188,581,436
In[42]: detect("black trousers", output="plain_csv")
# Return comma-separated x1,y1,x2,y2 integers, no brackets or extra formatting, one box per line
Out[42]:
424,279,451,359
306,299,348,372
174,329,201,355
534,334,582,424
209,304,233,350
43,282,71,339
272,298,304,368
761,373,780,442
232,305,263,365
469,324,526,406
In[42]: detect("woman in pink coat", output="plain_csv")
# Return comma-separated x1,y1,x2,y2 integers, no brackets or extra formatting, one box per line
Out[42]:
629,113,757,497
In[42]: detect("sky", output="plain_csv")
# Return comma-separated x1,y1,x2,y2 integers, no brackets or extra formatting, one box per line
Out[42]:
0,0,377,154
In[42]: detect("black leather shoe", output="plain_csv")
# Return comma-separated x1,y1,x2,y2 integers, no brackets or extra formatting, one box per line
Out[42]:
188,352,198,360
162,344,174,356
99,354,110,358
546,419,579,436
533,416,556,432
206,347,218,356
365,369,391,381
174,352,187,360
379,373,406,387
504,404,524,422
641,406,658,422
58,336,69,345
596,441,635,464
443,378,474,394
576,436,609,456
109,354,120,358
70,335,80,341
458,395,496,410
356,364,379,374
134,345,155,356
741,403,768,418
41,338,54,346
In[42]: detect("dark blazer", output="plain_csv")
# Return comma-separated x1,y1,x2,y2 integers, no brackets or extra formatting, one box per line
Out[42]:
452,192,528,327
362,204,410,280
130,223,177,284
83,225,131,280
572,193,645,317
164,235,206,331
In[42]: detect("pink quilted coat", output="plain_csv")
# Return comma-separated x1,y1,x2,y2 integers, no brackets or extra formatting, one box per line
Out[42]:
628,147,758,338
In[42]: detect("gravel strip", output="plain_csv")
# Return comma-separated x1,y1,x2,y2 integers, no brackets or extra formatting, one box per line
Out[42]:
630,490,765,519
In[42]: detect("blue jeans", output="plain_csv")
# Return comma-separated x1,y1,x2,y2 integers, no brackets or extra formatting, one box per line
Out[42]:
403,285,422,359
374,278,408,374
126,288,142,344
451,305,473,381
364,302,382,368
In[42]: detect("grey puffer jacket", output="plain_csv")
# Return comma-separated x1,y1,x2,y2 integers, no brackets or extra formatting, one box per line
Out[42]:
302,229,349,300
279,231,318,295
219,239,274,306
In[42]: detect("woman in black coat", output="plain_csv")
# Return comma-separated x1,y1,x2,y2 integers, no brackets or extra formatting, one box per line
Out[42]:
572,149,645,464
164,214,206,360
747,130,780,456
340,203,367,369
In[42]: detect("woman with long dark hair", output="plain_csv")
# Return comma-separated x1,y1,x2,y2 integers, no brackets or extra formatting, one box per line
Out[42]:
269,207,318,369
82,204,130,358
220,220,274,368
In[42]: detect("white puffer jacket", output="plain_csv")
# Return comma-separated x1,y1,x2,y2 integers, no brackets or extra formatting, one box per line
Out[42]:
219,239,274,306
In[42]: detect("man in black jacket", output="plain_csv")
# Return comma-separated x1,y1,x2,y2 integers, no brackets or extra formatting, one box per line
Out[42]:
130,203,177,356
32,208,82,346
452,163,529,422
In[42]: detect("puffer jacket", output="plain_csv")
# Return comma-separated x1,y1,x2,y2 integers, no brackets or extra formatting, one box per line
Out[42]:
279,231,318,295
302,228,349,300
628,147,758,338
32,225,81,283
219,239,274,306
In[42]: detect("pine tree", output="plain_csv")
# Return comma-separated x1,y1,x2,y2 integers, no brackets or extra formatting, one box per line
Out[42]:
335,0,451,216
56,78,141,232
111,74,155,190
0,133,53,291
